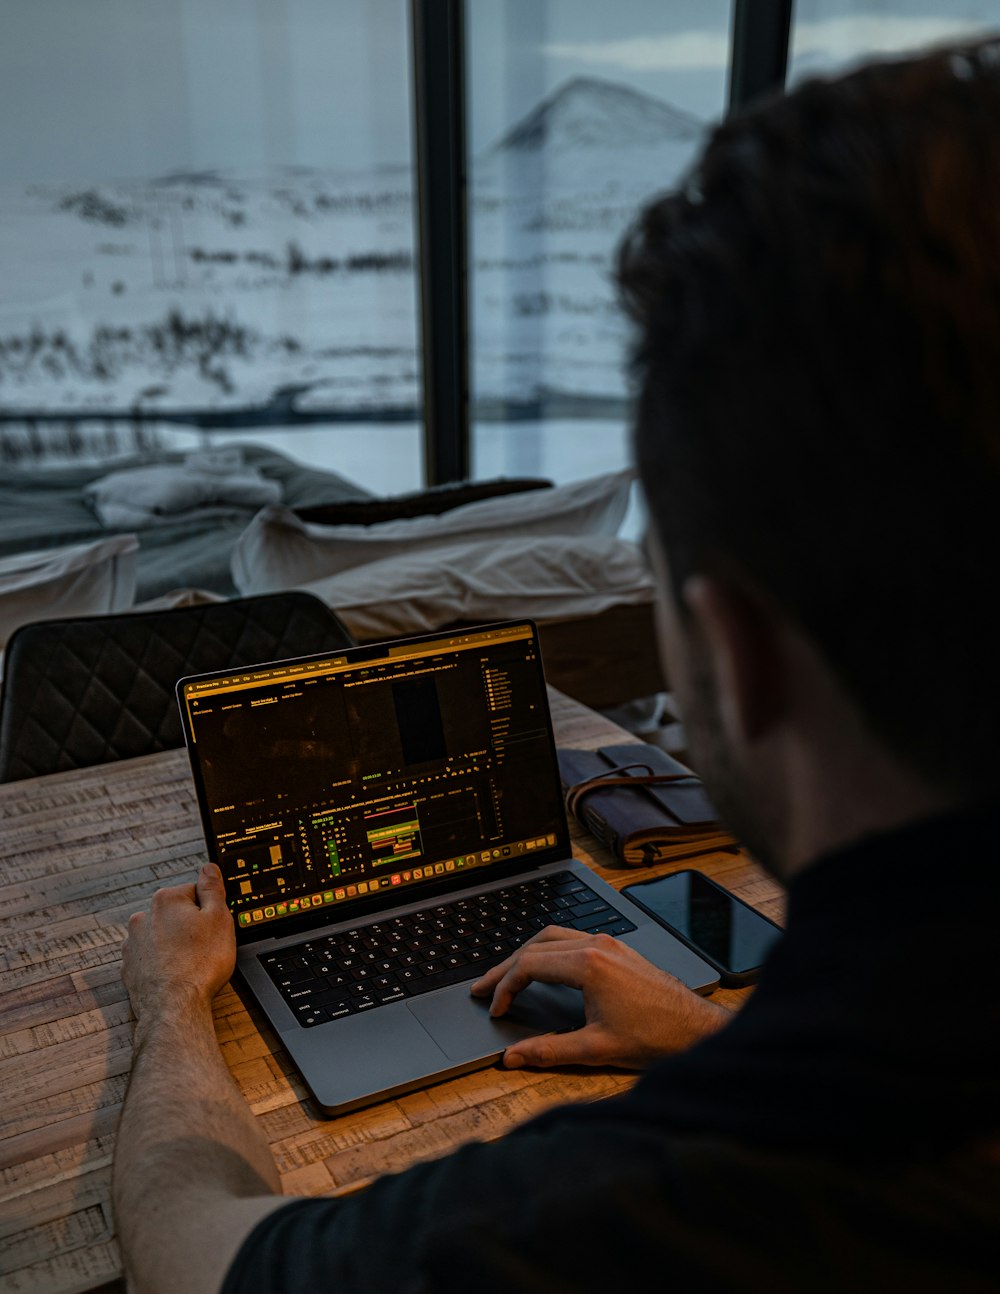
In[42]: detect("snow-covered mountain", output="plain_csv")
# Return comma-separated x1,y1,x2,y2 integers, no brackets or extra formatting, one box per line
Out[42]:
491,75,702,154
469,79,706,403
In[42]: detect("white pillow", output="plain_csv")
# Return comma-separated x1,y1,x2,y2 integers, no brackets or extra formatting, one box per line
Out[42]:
296,534,653,642
232,470,633,595
0,534,138,647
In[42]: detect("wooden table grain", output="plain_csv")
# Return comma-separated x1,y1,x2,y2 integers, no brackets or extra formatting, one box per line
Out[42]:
0,689,784,1294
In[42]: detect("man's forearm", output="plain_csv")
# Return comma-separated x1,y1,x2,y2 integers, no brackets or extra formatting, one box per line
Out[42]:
113,988,282,1294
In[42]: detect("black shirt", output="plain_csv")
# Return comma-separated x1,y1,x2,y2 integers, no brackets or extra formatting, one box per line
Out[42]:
221,809,1000,1293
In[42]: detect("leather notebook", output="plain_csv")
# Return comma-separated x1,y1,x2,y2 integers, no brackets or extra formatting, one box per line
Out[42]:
556,742,738,866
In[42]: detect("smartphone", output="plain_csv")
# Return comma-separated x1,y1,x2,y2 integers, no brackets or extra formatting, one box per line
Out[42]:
621,870,782,987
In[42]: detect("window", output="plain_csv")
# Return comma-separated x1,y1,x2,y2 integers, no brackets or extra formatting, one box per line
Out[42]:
788,0,997,83
465,0,733,528
7,0,988,587
0,0,422,494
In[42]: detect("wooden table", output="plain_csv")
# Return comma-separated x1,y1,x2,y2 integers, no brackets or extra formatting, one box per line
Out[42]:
0,690,784,1294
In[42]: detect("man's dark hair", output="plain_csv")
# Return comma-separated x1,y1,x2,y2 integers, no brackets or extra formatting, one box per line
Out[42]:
619,40,1000,798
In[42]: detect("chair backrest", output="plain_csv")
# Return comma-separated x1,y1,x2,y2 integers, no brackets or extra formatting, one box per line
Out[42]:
0,592,355,783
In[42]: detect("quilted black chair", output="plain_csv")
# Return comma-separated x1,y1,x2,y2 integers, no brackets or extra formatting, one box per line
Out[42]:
0,592,355,783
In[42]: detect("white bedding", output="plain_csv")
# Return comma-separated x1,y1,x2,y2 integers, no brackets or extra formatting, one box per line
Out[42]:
84,447,282,529
297,534,654,641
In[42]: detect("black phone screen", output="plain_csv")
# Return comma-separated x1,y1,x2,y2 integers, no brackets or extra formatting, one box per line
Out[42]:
623,870,781,975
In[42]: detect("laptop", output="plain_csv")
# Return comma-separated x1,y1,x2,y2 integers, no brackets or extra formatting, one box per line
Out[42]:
177,619,718,1115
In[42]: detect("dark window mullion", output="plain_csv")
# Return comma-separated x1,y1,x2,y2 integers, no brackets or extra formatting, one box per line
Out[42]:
410,0,470,485
728,0,793,111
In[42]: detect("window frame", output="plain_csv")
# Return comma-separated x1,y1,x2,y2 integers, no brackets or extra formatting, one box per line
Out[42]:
410,0,792,484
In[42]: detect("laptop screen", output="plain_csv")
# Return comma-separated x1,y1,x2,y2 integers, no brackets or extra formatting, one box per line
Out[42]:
179,621,568,935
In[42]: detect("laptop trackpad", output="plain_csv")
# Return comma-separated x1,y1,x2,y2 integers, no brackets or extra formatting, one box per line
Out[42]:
409,982,586,1061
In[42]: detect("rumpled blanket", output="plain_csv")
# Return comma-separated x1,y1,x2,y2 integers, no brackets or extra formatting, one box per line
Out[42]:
84,447,282,529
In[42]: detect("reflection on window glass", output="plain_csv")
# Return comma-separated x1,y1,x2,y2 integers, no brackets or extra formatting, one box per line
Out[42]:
789,0,997,82
0,0,421,507
466,0,731,510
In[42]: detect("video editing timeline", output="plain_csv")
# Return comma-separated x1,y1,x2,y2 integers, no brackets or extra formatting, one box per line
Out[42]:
182,625,565,931
364,804,422,865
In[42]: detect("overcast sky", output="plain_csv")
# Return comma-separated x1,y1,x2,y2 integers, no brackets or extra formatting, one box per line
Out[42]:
0,0,995,184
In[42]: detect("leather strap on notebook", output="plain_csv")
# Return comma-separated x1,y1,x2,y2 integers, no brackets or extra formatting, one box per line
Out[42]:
565,762,702,820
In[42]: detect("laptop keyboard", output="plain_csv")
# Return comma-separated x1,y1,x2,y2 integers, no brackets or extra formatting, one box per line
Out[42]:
259,870,636,1028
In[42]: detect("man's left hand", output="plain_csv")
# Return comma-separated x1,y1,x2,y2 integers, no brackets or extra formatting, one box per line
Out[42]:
122,862,236,1020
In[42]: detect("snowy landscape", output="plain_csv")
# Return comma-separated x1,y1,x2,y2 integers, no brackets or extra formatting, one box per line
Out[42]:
0,76,705,483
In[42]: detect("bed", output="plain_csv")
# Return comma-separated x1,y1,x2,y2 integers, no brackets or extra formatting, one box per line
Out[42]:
0,442,371,602
0,444,665,708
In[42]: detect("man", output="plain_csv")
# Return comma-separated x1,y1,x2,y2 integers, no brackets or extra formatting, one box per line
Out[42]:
114,41,1000,1293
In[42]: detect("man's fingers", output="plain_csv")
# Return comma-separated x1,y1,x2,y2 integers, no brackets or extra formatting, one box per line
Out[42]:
469,926,592,998
196,862,228,911
484,946,597,1017
152,881,197,908
131,867,226,922
504,1024,609,1070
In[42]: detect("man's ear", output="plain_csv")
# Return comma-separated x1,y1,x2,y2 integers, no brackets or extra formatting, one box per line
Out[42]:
681,574,788,744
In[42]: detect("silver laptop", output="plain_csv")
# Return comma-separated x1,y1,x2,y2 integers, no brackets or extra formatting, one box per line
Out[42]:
177,619,718,1115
